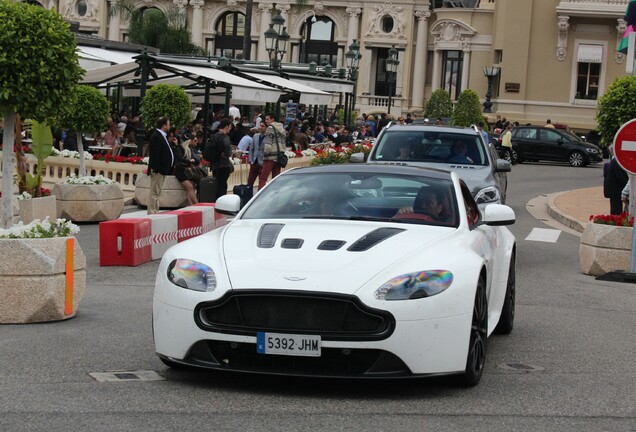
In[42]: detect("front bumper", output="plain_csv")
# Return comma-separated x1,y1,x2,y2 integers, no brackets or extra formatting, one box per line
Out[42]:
153,297,472,377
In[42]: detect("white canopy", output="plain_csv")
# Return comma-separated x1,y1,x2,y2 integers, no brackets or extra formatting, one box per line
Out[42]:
80,61,283,104
243,72,333,105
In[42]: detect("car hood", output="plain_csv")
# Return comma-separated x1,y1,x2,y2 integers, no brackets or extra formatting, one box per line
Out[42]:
222,219,454,293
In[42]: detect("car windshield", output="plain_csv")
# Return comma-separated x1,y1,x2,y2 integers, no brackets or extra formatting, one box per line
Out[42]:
241,172,459,227
372,131,488,166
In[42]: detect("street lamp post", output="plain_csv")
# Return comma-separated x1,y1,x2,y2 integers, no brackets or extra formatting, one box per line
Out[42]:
345,39,362,129
385,45,399,115
482,66,500,113
264,10,289,72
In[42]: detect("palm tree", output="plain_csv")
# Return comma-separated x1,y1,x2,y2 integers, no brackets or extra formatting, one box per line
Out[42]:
111,1,204,55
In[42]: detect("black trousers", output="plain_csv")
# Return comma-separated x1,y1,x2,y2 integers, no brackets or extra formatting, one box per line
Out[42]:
213,166,232,200
610,196,624,215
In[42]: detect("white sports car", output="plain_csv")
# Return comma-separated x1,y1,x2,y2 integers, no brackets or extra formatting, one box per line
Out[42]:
153,164,516,386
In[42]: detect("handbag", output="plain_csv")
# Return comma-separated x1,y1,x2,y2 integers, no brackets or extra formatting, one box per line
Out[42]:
184,164,207,182
273,129,289,168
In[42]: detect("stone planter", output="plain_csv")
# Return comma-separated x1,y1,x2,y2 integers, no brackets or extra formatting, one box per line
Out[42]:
18,195,57,224
134,175,188,209
0,237,86,323
53,183,124,222
579,223,632,276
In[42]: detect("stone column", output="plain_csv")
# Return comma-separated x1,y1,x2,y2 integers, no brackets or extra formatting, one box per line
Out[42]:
108,0,120,42
190,0,204,48
461,48,470,92
345,7,362,49
364,46,373,95
431,50,441,91
257,2,273,62
411,10,430,110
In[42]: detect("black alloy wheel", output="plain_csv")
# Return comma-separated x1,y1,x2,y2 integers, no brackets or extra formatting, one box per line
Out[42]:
495,252,515,334
459,275,488,387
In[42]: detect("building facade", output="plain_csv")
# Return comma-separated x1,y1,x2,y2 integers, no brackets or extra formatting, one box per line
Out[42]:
31,0,634,129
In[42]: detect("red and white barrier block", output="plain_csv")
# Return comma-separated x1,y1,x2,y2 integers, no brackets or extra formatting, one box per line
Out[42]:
99,204,230,267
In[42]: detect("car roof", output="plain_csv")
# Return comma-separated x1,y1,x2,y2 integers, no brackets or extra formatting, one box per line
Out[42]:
286,163,455,181
382,123,480,135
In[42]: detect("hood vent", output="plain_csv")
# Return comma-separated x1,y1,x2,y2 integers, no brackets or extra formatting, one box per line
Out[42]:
257,224,284,248
318,240,346,251
281,238,304,249
347,228,405,252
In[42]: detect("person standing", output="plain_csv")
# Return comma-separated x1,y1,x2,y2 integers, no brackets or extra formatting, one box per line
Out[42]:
248,122,266,188
259,113,287,190
477,122,489,144
147,116,174,214
544,119,556,128
208,119,234,201
604,145,629,215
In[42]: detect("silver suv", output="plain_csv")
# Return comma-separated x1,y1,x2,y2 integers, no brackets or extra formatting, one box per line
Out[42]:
356,123,511,204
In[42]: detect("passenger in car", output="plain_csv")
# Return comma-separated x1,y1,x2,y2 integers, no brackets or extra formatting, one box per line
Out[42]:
448,140,473,164
397,142,412,160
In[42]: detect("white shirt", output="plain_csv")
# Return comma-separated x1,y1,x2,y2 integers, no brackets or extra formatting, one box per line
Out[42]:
229,106,241,121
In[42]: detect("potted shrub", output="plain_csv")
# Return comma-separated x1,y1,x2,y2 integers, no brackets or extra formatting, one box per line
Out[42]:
0,1,83,228
579,213,634,276
0,218,86,323
451,89,483,127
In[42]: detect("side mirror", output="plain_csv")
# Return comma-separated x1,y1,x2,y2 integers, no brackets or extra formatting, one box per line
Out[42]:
349,152,365,163
495,159,512,172
482,204,515,226
556,138,563,144
214,194,241,215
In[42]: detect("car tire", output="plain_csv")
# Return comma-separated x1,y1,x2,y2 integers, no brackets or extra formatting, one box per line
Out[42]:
568,151,585,167
495,252,515,335
458,274,488,387
503,149,513,163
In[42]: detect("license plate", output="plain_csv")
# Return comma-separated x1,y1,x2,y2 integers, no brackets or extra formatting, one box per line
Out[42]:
256,332,321,357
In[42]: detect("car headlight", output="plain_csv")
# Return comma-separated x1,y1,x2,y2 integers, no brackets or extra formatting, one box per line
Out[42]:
167,259,217,292
475,186,501,204
375,270,453,300
586,148,598,153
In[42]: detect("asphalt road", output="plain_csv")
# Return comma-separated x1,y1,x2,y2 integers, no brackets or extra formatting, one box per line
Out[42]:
1,161,634,432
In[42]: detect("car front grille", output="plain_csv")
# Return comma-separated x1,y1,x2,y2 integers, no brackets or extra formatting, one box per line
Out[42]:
194,291,395,341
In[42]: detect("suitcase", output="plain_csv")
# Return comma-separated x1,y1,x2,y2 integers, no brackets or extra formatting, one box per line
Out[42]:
198,176,218,203
232,159,253,208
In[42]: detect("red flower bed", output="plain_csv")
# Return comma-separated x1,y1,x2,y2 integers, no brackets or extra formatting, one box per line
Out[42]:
91,154,146,164
589,212,634,227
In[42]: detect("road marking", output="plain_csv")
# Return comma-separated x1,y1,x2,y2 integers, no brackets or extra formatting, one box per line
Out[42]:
525,228,561,243
89,370,165,382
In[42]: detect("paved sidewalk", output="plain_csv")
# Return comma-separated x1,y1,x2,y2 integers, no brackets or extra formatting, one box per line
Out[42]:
547,186,607,232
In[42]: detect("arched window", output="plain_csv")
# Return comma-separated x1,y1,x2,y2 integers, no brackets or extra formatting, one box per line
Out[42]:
300,17,338,67
212,11,246,59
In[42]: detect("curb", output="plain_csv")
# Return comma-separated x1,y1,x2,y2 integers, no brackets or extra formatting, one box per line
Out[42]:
546,191,586,233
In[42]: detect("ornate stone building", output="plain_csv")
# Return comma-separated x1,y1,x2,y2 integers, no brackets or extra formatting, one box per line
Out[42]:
24,0,635,129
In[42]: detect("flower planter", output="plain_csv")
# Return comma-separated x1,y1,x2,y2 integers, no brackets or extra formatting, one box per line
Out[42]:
18,195,57,224
0,237,86,323
134,175,188,209
53,183,124,222
579,223,632,276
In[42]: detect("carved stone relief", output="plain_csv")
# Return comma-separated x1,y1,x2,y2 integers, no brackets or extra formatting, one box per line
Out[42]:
616,18,626,64
365,2,406,39
62,0,99,22
557,15,570,62
430,20,476,50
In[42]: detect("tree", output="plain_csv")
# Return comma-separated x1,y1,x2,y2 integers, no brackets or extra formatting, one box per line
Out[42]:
57,86,110,177
596,75,636,149
424,89,453,119
0,0,84,228
139,84,191,130
451,89,483,127
113,1,204,55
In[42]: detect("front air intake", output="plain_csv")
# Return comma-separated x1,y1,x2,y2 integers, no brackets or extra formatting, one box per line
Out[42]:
257,224,284,248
